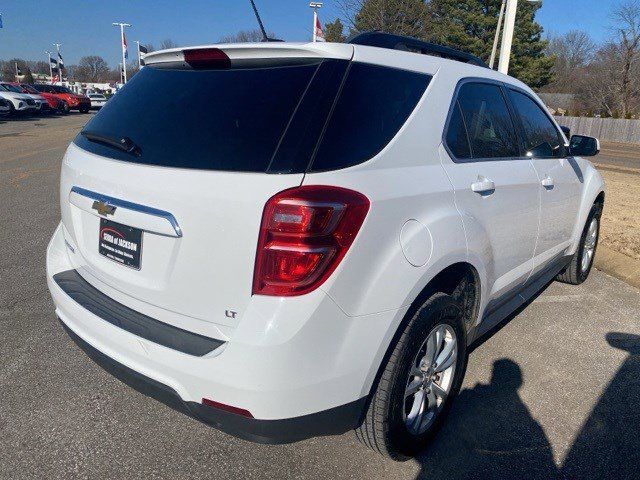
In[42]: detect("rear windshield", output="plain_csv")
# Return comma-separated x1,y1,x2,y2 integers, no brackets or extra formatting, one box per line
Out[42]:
75,60,430,173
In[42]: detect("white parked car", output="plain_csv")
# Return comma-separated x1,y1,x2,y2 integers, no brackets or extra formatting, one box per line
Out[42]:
0,97,11,115
0,83,36,114
46,33,604,459
88,93,107,109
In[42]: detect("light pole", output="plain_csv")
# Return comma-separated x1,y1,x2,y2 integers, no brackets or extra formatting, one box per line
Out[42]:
496,0,541,74
45,51,53,83
112,22,131,83
309,2,323,42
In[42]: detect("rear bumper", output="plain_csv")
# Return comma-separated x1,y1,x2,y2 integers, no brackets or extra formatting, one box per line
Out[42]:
46,222,398,443
60,319,366,444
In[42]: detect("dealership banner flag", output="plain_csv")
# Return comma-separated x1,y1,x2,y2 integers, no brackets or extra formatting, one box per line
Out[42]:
315,15,325,42
58,51,64,69
123,31,128,59
139,44,148,55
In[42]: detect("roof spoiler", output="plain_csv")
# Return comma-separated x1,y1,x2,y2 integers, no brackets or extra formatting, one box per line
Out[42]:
348,31,488,68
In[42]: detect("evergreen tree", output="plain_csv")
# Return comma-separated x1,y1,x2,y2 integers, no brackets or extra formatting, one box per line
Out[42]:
353,0,430,39
23,68,35,84
325,18,346,42
427,0,553,88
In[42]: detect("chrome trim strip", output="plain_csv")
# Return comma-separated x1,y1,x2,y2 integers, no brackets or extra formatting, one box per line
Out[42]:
70,186,183,237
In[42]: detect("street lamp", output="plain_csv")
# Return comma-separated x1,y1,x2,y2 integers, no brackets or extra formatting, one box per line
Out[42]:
309,2,323,42
44,51,54,83
112,22,132,83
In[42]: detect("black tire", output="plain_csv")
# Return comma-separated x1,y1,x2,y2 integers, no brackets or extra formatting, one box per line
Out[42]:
8,103,16,116
60,103,70,114
355,292,468,460
556,202,603,285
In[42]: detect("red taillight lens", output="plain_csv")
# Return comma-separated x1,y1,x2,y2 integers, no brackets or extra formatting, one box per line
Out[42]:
183,48,231,69
253,186,370,296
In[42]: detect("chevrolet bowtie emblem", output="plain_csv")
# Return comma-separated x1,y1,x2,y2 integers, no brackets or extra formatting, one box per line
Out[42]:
92,200,117,216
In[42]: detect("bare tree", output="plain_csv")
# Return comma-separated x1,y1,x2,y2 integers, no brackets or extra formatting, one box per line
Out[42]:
75,56,110,82
219,29,275,43
159,39,178,50
610,0,640,116
544,31,595,93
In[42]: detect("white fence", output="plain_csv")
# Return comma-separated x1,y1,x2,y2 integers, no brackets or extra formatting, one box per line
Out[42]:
555,116,640,144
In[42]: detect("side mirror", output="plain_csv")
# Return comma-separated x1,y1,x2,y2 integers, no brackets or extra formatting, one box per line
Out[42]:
560,125,571,138
569,135,600,157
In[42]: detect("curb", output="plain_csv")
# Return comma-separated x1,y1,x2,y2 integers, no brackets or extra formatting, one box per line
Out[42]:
594,245,640,290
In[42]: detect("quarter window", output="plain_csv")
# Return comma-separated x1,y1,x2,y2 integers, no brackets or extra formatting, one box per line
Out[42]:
508,90,566,158
446,82,519,160
445,101,472,159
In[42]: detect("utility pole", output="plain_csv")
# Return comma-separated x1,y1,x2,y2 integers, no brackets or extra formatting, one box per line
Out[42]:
112,22,131,83
309,2,323,42
45,51,53,83
489,0,506,70
497,0,517,74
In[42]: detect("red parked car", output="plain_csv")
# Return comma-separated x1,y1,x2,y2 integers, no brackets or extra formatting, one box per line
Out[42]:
13,83,67,113
30,84,91,113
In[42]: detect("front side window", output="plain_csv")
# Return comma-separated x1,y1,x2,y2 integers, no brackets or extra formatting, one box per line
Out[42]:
451,82,519,160
508,90,566,158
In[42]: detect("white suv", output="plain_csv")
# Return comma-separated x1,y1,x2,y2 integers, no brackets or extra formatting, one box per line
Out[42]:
46,33,604,459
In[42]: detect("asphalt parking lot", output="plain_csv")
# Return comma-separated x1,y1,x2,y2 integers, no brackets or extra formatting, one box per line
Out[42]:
1,113,640,479
598,141,640,170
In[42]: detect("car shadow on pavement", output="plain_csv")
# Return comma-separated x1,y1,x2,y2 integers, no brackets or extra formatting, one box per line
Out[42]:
412,332,640,480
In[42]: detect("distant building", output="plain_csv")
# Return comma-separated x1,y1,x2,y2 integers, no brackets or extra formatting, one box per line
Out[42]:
538,93,576,115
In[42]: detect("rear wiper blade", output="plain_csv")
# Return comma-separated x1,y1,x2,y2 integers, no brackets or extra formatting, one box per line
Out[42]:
81,130,142,157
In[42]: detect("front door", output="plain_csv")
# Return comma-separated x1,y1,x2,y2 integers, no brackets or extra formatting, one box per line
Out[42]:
506,88,582,270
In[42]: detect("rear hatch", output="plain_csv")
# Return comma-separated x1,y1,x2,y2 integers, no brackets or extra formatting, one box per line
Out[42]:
60,43,353,336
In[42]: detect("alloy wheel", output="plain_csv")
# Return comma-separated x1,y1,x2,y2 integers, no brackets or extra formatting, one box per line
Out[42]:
403,323,458,435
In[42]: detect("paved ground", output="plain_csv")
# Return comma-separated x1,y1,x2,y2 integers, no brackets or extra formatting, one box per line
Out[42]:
598,141,640,170
1,114,640,479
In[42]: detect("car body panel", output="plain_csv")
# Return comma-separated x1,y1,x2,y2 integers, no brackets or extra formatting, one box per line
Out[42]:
45,41,605,434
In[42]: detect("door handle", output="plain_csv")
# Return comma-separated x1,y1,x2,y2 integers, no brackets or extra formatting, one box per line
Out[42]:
471,176,495,194
541,175,554,189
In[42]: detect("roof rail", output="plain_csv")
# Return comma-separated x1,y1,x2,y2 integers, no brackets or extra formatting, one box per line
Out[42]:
348,31,488,68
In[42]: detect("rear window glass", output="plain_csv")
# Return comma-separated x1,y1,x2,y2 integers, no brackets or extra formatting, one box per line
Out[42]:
310,63,430,171
75,62,321,172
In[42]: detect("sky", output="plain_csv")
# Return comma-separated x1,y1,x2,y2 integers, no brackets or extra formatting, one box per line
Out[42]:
0,0,619,67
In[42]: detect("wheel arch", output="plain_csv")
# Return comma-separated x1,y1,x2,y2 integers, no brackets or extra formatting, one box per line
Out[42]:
359,261,481,410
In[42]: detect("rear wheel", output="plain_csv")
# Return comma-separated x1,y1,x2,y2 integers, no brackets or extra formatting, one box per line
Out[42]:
556,202,602,285
355,292,467,460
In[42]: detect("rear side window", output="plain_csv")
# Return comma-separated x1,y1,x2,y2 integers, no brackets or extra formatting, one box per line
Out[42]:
447,82,519,160
310,63,430,171
508,89,566,158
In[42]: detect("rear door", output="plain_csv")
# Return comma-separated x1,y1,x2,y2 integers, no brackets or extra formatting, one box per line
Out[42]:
60,46,352,336
506,88,582,270
440,80,539,303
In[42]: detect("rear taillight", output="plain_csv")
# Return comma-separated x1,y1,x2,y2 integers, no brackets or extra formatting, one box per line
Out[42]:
183,48,231,69
253,186,370,296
